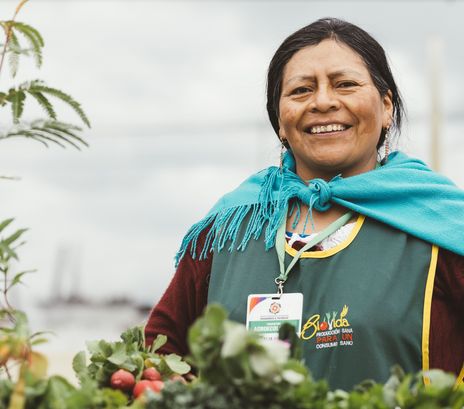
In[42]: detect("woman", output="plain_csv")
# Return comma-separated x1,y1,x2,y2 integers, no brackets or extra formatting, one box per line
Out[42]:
145,18,464,390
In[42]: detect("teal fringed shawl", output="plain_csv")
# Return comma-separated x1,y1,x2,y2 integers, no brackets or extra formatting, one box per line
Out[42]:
175,151,464,265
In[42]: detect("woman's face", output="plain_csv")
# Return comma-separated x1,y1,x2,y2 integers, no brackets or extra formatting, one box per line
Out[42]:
278,39,393,180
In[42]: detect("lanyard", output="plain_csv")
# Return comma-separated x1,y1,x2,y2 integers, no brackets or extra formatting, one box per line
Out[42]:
274,210,354,296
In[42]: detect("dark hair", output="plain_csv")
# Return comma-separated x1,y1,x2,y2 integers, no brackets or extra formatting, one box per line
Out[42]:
266,17,405,148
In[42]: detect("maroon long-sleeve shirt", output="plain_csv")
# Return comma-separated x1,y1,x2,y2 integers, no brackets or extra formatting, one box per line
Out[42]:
145,229,464,379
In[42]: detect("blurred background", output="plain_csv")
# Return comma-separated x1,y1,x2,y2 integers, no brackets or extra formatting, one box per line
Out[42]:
0,0,463,380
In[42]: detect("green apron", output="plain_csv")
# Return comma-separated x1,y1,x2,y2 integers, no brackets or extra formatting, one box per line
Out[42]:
207,215,437,390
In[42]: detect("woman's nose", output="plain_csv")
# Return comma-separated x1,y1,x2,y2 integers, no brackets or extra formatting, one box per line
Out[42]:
309,86,340,113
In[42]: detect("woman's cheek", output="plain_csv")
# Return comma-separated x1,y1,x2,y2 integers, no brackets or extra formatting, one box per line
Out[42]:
280,105,299,126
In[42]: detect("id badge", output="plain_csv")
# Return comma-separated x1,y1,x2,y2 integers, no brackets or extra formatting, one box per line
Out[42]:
246,293,303,341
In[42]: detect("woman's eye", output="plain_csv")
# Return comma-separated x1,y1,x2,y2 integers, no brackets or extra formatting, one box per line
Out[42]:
292,87,312,95
337,81,357,88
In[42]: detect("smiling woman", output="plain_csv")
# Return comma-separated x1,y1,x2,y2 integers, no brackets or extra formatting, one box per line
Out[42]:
145,18,464,390
278,40,393,181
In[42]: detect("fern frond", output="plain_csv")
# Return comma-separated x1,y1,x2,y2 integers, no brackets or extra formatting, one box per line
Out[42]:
10,21,43,68
27,91,56,119
30,131,67,148
0,119,88,150
29,126,80,150
4,128,68,149
7,31,20,77
42,121,88,147
27,83,90,127
6,89,26,123
3,128,49,147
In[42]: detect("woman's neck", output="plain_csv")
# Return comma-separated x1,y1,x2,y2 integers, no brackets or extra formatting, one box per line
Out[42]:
286,201,350,234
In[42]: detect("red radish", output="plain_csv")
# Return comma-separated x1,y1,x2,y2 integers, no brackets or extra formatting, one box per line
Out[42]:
151,380,164,392
170,374,187,384
133,380,164,398
142,367,162,381
110,369,135,391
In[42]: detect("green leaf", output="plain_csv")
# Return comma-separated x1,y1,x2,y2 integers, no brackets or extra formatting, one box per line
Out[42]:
36,376,76,409
125,354,144,376
28,91,56,120
98,340,113,358
30,337,49,346
9,90,26,123
27,81,90,127
72,351,88,382
120,326,144,346
0,219,14,233
7,269,35,289
4,228,28,246
163,354,191,375
395,374,413,407
85,340,101,356
7,31,20,78
107,342,128,366
1,119,88,150
10,21,44,68
150,334,167,353
97,387,128,407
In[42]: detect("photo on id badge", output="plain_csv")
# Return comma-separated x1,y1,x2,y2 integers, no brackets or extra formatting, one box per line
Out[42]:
246,293,303,341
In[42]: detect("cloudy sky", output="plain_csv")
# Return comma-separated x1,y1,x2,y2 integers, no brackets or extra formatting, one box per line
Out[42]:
0,0,463,312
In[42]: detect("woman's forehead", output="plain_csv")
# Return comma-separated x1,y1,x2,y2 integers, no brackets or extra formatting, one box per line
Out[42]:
282,39,369,81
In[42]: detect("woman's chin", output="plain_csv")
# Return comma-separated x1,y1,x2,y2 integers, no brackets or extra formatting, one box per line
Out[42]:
295,153,375,180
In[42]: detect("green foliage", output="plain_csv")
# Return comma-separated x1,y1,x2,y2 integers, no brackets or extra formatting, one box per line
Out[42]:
0,20,43,77
0,79,90,127
0,219,34,297
75,326,190,390
1,303,464,408
18,375,129,409
0,13,90,151
140,304,464,409
1,119,87,149
182,304,328,408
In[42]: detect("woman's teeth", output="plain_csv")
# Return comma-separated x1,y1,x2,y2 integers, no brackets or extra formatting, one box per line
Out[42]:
309,124,347,134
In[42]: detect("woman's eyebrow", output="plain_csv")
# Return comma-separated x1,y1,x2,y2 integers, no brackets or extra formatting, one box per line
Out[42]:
284,69,364,86
328,69,363,79
283,75,315,86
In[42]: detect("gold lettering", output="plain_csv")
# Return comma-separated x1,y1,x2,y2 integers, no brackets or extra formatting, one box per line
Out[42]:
334,317,350,328
300,314,320,340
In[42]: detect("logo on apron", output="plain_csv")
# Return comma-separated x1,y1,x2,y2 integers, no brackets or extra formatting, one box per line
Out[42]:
300,305,354,349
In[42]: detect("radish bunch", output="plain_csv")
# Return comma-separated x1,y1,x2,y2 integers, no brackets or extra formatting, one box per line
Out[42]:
109,365,187,399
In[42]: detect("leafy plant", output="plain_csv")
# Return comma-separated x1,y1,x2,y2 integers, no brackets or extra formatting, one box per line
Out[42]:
0,1,91,408
74,327,190,389
0,0,90,150
138,304,464,409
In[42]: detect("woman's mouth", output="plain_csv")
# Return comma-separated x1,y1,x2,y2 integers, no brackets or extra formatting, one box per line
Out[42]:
304,123,351,135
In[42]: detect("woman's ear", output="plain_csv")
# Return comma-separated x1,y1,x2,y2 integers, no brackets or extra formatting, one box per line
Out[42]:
382,90,394,128
278,118,287,141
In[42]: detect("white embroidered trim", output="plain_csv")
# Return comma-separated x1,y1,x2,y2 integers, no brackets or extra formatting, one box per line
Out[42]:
286,222,356,250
